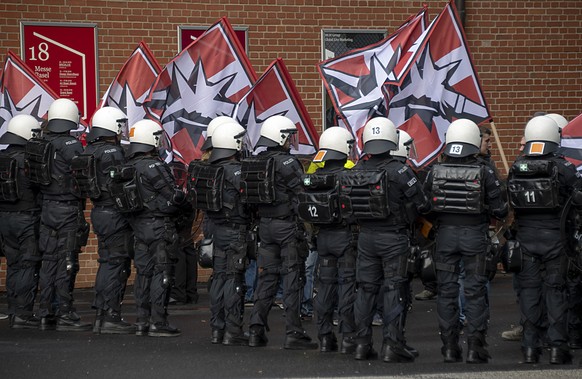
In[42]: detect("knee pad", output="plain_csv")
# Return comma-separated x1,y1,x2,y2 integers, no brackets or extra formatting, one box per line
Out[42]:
358,282,380,295
319,256,338,284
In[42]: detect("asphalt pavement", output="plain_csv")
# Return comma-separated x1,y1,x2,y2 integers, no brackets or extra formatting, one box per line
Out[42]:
1,273,581,379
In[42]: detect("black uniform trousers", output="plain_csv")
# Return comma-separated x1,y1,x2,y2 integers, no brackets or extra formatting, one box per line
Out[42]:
434,224,489,344
354,228,409,346
91,205,133,313
0,211,40,317
130,215,177,324
249,217,305,334
516,226,569,349
209,223,247,335
314,226,356,338
38,199,83,317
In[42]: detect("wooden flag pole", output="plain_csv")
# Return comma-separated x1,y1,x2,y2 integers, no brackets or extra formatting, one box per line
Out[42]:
490,121,510,176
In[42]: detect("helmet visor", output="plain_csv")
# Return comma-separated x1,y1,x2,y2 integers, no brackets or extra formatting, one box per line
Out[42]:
284,129,299,151
346,137,357,162
406,138,418,160
154,129,172,155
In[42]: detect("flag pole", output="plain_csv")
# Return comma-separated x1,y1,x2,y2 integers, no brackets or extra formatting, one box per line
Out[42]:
489,121,510,176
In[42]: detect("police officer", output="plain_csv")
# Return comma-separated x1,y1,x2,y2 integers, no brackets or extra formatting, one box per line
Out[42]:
125,119,183,337
79,107,134,334
298,127,358,353
32,98,90,331
203,122,250,345
507,115,582,364
247,115,317,350
196,115,238,342
0,115,42,328
425,119,508,363
347,118,429,362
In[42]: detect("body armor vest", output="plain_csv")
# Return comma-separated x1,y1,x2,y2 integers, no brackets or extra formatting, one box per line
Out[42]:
71,153,100,198
0,152,20,202
430,164,484,214
339,169,390,219
240,156,276,204
24,138,53,185
108,165,143,213
508,159,560,210
187,160,224,211
297,172,341,224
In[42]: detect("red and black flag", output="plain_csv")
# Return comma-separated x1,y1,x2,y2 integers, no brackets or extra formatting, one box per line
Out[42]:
560,113,582,171
386,0,493,168
318,7,429,149
234,58,319,155
99,41,162,141
0,51,88,140
145,17,257,164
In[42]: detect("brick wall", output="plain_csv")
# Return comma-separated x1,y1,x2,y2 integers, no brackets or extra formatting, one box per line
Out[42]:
1,0,581,290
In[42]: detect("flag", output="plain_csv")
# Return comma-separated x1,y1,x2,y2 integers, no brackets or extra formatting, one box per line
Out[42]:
560,113,582,171
98,41,162,141
318,7,429,147
386,0,493,168
0,51,87,140
145,17,257,164
234,58,319,155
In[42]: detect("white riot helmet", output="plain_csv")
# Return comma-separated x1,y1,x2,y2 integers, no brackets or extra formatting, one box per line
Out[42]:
86,107,127,142
202,116,238,151
392,130,416,159
0,114,40,145
208,122,247,163
313,126,354,163
128,119,164,156
362,117,398,154
256,115,297,149
443,119,481,158
523,116,560,156
545,113,568,129
47,98,80,133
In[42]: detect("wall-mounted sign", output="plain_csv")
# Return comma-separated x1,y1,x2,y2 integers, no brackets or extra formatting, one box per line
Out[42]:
178,26,248,52
20,22,99,122
321,29,385,129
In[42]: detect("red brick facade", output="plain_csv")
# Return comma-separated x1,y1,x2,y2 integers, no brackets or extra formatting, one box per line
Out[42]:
1,0,581,289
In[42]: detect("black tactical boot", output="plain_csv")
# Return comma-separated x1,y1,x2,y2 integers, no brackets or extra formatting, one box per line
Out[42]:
466,335,490,364
11,314,40,329
381,341,415,363
100,309,135,335
354,343,378,360
521,347,541,364
135,319,149,336
39,315,57,331
211,329,225,344
248,327,268,347
549,346,573,365
284,330,318,350
92,309,104,334
319,333,338,353
147,321,181,337
340,336,357,354
222,331,250,346
56,311,91,332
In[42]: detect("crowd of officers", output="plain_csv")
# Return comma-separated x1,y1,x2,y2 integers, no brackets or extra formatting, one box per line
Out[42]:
1,98,581,366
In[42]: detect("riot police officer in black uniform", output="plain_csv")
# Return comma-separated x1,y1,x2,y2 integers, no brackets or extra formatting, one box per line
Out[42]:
0,115,42,328
200,122,250,345
347,117,430,362
425,119,508,363
507,115,582,364
124,119,183,337
77,107,134,334
31,98,91,331
246,115,317,350
297,127,358,353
